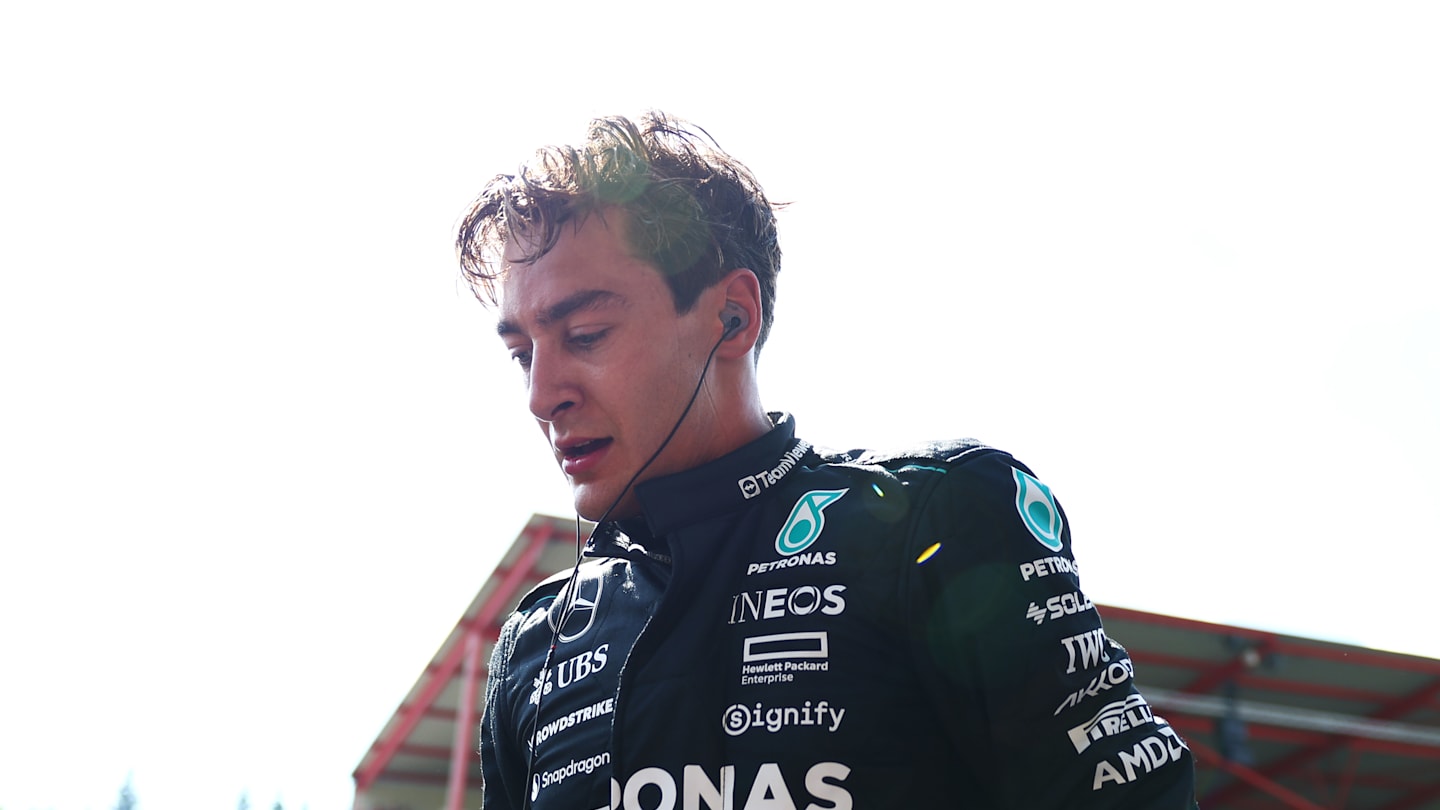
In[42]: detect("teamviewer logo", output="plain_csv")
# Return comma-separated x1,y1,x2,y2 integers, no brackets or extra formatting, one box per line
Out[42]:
739,475,762,498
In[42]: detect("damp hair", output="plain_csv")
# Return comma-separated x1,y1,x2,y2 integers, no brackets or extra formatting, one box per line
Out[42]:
455,112,782,352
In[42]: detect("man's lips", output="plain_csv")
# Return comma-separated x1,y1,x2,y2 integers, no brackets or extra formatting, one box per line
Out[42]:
558,438,613,475
558,437,612,458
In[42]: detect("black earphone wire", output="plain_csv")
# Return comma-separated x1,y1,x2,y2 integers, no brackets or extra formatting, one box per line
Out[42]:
518,318,738,807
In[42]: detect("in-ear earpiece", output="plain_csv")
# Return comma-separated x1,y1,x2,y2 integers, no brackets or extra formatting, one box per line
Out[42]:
721,309,746,339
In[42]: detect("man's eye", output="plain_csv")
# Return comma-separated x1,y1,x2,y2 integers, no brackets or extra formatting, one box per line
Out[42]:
510,350,532,370
569,329,607,348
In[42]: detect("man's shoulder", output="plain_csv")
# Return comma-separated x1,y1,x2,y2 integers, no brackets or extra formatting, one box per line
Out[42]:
814,437,1005,473
802,437,1043,526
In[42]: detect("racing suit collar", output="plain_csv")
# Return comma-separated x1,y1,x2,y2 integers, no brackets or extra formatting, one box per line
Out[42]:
609,412,806,539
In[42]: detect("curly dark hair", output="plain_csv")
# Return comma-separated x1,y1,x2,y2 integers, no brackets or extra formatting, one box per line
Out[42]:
455,112,782,351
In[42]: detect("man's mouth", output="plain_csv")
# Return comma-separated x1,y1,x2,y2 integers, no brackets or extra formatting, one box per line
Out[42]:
560,438,613,460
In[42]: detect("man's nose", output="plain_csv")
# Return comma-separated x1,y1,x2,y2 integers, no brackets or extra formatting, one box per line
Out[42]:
527,347,578,422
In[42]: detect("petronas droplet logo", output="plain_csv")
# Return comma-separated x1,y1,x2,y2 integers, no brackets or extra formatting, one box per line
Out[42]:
775,489,849,555
1013,468,1064,551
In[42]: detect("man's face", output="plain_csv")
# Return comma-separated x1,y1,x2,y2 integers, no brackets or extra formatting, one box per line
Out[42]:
497,213,722,520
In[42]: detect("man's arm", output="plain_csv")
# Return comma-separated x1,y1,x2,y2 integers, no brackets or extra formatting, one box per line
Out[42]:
903,451,1197,808
480,611,526,810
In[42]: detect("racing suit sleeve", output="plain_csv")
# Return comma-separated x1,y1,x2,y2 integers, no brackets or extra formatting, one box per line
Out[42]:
480,610,527,810
904,451,1197,808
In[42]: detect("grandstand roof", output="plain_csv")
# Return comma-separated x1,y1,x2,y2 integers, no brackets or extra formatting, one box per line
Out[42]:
352,514,1440,810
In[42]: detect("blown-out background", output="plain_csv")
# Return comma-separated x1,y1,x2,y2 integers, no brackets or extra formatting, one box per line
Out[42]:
2,2,1436,808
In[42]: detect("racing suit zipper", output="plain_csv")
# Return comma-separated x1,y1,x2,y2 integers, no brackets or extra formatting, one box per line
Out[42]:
607,538,674,773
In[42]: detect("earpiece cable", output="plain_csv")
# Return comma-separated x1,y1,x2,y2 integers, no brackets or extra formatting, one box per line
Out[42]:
518,323,734,807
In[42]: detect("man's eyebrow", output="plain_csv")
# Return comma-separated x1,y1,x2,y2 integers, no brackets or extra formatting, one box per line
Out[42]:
496,289,627,337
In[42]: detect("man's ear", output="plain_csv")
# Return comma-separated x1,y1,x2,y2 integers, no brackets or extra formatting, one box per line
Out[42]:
715,268,762,360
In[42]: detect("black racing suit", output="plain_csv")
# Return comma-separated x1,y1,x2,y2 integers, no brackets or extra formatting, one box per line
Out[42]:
481,414,1197,809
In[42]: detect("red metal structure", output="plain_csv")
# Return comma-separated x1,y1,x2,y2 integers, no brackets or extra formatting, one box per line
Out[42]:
351,515,578,810
1102,605,1440,809
351,515,1440,810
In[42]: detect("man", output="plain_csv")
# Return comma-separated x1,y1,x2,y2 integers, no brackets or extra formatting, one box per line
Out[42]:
457,112,1197,809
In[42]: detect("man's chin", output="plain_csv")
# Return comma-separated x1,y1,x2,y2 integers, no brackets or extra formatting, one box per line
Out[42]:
572,482,641,522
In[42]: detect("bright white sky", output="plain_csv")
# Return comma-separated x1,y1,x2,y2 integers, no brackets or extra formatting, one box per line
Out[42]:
2,2,1437,809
